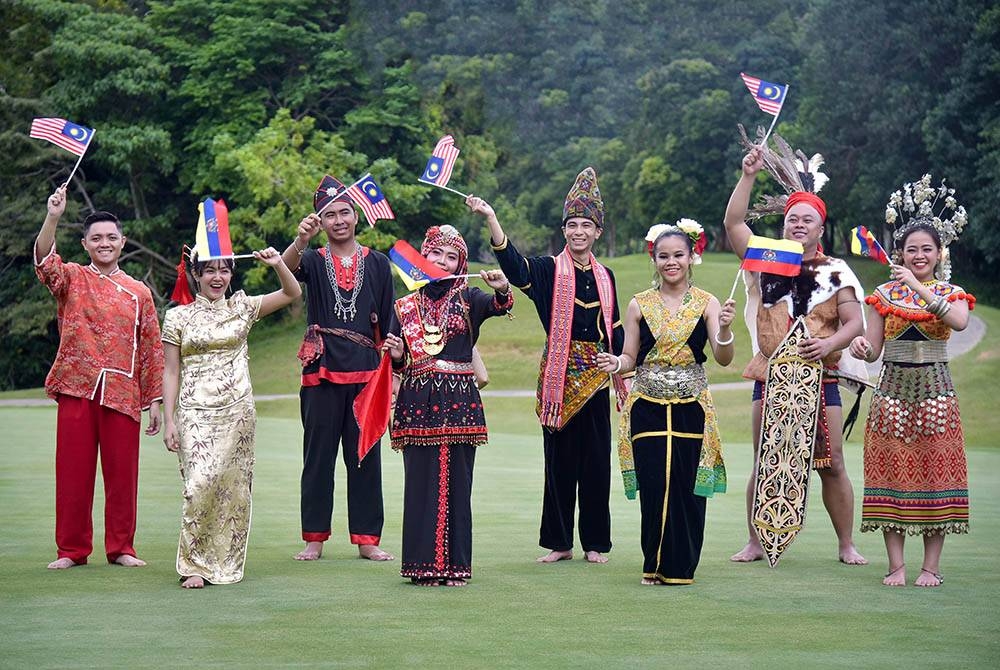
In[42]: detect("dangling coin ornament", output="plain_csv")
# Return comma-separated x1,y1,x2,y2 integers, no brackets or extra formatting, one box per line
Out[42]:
422,324,444,355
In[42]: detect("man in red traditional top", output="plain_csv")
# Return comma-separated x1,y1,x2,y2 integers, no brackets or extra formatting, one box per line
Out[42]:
35,186,164,570
281,176,396,562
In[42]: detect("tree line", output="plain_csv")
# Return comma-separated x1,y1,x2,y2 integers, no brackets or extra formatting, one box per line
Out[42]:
1,0,996,389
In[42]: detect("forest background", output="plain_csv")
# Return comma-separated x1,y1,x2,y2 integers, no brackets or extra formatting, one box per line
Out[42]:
1,0,997,390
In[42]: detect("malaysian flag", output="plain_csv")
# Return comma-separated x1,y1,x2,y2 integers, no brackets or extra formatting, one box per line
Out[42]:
418,135,460,187
346,173,395,226
740,73,787,116
29,117,94,156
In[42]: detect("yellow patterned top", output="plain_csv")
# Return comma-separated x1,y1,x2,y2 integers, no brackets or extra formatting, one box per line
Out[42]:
162,291,262,410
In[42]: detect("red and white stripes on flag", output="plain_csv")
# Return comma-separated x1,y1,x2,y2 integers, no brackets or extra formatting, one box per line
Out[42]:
424,135,460,187
739,73,787,116
29,117,94,156
345,173,395,226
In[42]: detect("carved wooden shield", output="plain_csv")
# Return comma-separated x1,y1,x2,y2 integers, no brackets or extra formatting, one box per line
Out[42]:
752,317,823,567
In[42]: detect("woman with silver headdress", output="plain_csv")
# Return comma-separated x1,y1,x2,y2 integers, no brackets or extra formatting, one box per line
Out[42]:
383,224,513,586
849,176,973,587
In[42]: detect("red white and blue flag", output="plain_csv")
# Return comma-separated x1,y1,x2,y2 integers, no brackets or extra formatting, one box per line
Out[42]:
741,235,803,276
850,226,890,264
29,117,94,156
740,73,787,116
418,135,460,187
194,198,234,260
388,239,450,291
346,173,395,226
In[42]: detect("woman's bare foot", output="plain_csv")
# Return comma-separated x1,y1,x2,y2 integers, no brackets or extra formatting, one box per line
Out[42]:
294,541,323,561
882,563,906,587
584,551,608,564
640,577,660,585
915,568,943,587
536,550,573,563
181,576,205,589
47,557,77,570
114,555,146,567
839,545,868,565
730,542,764,562
358,544,394,561
411,578,438,587
443,578,467,587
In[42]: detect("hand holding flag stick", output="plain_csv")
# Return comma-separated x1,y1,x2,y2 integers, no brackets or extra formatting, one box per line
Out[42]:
417,135,469,198
740,73,788,146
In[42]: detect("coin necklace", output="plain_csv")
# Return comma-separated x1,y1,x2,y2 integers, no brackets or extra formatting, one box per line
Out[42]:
324,242,365,322
417,292,449,356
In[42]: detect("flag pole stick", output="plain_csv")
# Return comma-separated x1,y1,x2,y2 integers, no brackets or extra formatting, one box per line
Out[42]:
431,183,469,199
316,174,368,217
727,268,743,302
759,85,787,146
62,131,94,188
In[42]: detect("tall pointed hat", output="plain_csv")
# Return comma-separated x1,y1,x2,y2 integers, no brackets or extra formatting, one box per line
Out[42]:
562,167,604,228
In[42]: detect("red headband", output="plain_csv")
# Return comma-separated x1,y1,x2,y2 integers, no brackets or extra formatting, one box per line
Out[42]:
784,191,827,222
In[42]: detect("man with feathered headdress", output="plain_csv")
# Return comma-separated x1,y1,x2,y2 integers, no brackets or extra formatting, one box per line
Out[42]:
723,139,868,566
467,167,627,564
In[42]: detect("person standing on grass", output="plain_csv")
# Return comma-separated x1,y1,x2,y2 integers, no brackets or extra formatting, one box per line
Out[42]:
383,224,513,586
598,223,734,585
35,185,163,570
162,247,301,588
280,176,395,562
723,146,867,566
473,167,627,564
848,178,972,587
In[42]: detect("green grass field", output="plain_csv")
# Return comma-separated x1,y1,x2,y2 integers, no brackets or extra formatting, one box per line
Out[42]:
3,252,999,667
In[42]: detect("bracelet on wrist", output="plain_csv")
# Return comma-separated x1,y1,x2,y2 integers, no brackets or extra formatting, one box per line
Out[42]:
612,356,624,375
292,239,306,255
715,332,735,346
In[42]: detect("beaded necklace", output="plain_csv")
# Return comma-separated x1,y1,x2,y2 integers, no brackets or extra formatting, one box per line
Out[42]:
324,242,365,322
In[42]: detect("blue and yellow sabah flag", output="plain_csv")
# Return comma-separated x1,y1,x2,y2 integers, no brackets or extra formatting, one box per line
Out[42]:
741,235,803,276
388,240,450,291
850,226,890,264
194,197,234,260
740,72,787,116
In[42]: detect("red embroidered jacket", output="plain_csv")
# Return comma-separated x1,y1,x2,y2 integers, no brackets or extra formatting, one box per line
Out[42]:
36,246,164,422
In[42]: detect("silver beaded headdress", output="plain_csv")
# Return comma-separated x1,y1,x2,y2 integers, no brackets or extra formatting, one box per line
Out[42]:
884,174,967,280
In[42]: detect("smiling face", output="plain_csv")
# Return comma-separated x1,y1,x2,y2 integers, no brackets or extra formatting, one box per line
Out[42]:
653,233,692,286
562,216,602,256
319,201,359,244
80,220,125,271
195,260,234,301
900,229,940,281
425,244,462,274
782,203,824,250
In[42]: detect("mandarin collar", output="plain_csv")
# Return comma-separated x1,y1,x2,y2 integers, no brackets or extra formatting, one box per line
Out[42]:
195,293,228,308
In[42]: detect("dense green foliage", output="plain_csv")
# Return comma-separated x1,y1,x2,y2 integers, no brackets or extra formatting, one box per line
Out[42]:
1,0,997,389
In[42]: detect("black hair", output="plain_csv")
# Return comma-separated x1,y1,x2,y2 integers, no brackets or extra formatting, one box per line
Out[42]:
652,227,694,255
897,222,942,251
190,251,235,277
82,211,122,235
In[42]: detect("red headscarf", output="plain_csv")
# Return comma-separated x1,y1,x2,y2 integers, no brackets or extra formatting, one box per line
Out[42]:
784,191,827,222
420,224,468,292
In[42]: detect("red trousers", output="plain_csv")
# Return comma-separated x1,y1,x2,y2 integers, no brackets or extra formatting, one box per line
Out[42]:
55,395,140,564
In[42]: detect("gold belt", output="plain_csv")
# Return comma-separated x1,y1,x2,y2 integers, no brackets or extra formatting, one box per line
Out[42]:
883,339,949,364
633,363,707,399
410,359,475,376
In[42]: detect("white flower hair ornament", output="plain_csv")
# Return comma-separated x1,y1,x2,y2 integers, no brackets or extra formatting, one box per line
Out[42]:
645,219,707,264
885,174,967,281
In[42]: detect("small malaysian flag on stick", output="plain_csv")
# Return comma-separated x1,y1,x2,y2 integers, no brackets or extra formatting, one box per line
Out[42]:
417,134,467,198
345,173,395,226
29,117,95,186
739,73,789,145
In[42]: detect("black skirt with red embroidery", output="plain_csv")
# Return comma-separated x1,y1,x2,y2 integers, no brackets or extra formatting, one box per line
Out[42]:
391,370,487,450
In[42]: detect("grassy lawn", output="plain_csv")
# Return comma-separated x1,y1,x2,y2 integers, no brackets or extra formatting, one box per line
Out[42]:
1,404,998,668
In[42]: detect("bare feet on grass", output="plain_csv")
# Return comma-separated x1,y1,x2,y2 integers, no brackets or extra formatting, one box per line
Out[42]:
839,545,868,565
114,555,146,567
584,551,608,564
294,541,323,561
882,564,906,587
730,542,764,562
915,568,943,587
47,557,77,570
359,544,394,561
640,577,660,586
181,576,205,589
536,550,572,563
